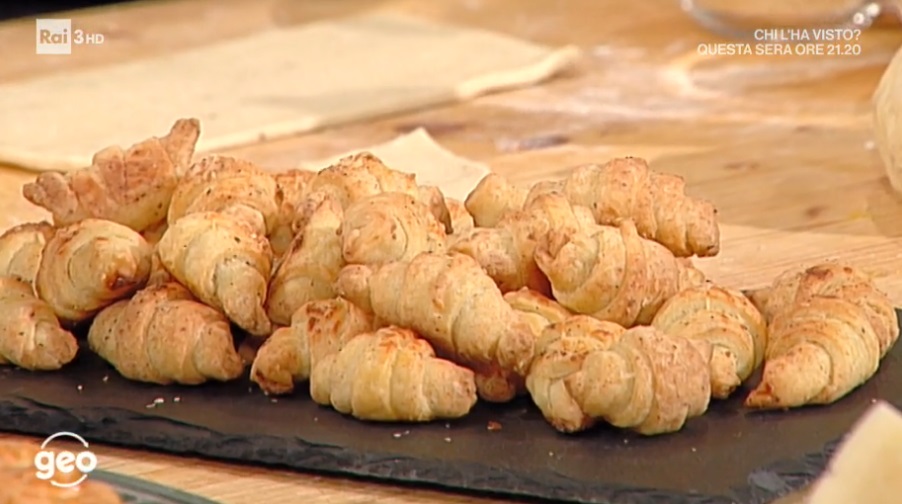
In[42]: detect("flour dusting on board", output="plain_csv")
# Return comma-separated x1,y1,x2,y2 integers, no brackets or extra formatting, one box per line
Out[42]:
478,40,895,127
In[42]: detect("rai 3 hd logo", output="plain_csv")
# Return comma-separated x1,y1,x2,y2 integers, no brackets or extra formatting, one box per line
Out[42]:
33,432,99,488
35,18,105,55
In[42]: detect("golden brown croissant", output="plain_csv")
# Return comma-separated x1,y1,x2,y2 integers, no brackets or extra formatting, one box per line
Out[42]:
527,315,625,432
21,118,199,232
534,220,705,328
503,288,573,340
251,297,376,395
270,169,316,256
334,252,536,403
340,192,446,266
465,159,720,257
450,193,596,294
483,288,573,400
0,221,53,289
36,219,153,324
745,296,885,410
652,284,767,399
0,276,78,371
454,291,564,402
445,197,474,235
156,211,273,337
526,316,711,435
306,152,451,232
310,326,478,422
266,194,344,327
745,262,899,356
464,173,548,228
0,441,123,504
418,185,453,234
557,158,719,257
88,282,244,385
167,155,280,235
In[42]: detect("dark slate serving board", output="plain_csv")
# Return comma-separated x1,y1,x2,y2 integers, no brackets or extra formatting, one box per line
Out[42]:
2,311,902,504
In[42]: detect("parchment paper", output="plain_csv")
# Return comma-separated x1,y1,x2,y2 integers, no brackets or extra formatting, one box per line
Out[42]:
299,128,491,201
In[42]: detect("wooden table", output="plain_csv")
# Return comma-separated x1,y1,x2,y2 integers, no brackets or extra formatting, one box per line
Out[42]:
1,0,901,502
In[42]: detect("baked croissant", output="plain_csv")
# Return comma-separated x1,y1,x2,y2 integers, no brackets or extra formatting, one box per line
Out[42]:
464,173,548,228
445,197,474,236
652,284,767,399
465,158,720,257
251,297,376,395
744,296,885,410
0,276,78,371
745,262,899,356
340,192,446,266
310,326,478,422
527,315,625,433
36,219,153,324
450,193,596,294
461,173,507,227
0,440,122,503
558,158,719,257
88,282,244,385
534,220,705,328
418,185,453,234
156,211,273,337
451,289,572,402
504,288,573,340
266,194,344,327
0,221,53,289
21,118,199,232
334,252,536,403
306,152,451,232
744,263,899,409
526,316,711,435
491,288,573,399
270,169,316,256
167,155,280,235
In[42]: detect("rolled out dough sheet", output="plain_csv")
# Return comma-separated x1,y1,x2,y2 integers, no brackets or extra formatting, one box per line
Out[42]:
299,128,491,201
0,13,580,172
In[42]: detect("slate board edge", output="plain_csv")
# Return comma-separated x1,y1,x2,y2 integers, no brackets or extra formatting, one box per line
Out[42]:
1,398,838,504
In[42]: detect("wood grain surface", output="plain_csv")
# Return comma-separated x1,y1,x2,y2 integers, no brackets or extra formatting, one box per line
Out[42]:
1,0,901,502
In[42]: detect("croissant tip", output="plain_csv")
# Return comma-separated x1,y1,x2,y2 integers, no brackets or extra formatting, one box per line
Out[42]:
249,371,292,396
21,182,41,201
744,385,778,410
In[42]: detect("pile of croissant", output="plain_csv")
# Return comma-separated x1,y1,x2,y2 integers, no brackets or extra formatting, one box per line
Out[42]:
1,118,898,437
